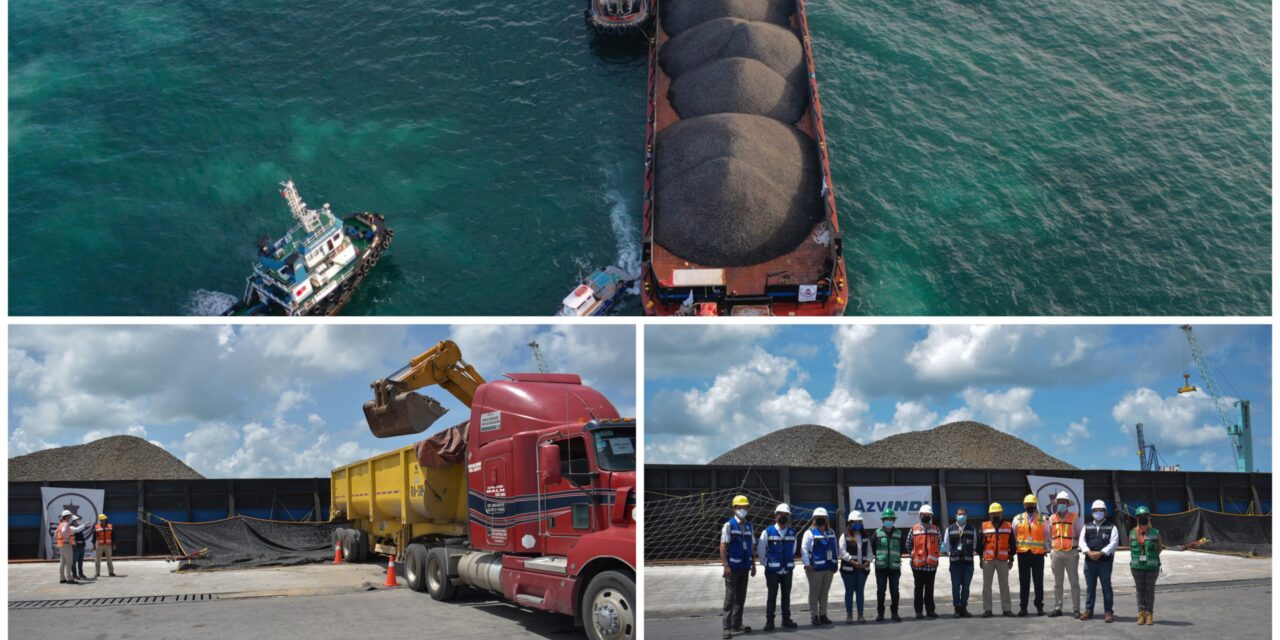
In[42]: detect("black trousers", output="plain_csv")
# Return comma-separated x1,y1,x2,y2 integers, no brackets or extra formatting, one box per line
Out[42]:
722,569,750,629
912,568,936,615
1017,552,1045,610
764,571,792,622
874,568,900,614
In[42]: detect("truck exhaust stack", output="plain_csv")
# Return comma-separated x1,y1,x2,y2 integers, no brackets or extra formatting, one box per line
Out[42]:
363,382,449,438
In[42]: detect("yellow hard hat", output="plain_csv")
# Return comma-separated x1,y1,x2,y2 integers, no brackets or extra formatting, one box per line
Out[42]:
988,502,1003,514
732,495,750,508
1023,494,1038,505
98,514,108,520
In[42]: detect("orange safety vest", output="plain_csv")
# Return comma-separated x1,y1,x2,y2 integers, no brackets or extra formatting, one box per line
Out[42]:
95,523,113,546
1049,512,1076,551
55,522,70,547
982,521,1013,561
1014,512,1048,554
909,523,940,568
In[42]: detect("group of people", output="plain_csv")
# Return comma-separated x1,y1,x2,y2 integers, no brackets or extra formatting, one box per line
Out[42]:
719,492,1163,637
54,510,116,584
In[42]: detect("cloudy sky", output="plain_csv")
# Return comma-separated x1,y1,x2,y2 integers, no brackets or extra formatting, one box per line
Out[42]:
9,324,636,477
646,324,1271,472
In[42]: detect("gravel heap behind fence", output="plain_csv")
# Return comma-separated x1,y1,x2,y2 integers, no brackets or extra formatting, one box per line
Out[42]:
9,435,206,481
660,0,794,35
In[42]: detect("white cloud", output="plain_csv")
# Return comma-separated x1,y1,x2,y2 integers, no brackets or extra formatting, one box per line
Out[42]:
645,435,712,465
645,325,776,379
870,401,940,441
905,326,1110,391
175,418,381,478
943,387,1041,432
447,324,635,398
1111,388,1227,448
1053,418,1092,451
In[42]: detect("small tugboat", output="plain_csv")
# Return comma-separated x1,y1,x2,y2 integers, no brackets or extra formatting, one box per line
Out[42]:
556,266,636,316
585,0,651,36
223,181,393,316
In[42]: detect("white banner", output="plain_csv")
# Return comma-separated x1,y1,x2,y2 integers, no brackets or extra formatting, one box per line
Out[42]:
41,487,105,560
1027,475,1086,521
848,486,933,528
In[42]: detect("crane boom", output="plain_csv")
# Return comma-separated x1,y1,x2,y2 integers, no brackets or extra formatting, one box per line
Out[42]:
1180,325,1252,472
363,340,487,438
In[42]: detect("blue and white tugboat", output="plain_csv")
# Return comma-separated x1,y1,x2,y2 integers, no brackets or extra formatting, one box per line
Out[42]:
556,266,636,316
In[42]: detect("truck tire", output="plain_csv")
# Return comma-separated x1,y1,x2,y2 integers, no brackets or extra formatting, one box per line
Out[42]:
426,547,457,601
347,529,368,562
582,571,635,640
404,543,429,592
340,529,361,562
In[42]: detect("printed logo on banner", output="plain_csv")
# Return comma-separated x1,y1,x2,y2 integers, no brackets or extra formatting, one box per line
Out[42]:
41,488,105,559
848,486,932,528
1028,475,1085,520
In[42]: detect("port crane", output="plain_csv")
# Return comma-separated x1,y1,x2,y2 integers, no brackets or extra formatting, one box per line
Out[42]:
1179,325,1253,472
1134,423,1177,471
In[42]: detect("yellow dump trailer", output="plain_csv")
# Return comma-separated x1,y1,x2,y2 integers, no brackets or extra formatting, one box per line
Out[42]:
330,443,467,558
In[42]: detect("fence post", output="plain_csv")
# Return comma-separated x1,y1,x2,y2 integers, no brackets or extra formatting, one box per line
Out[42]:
781,467,792,507
1183,474,1195,512
136,480,145,556
1249,474,1261,514
938,469,949,530
836,467,846,523
228,479,236,517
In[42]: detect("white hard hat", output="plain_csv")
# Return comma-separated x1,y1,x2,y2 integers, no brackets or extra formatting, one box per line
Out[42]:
919,504,933,515
1056,491,1071,502
1091,500,1107,511
71,514,80,521
775,503,791,514
848,510,863,522
60,510,72,518
813,507,829,518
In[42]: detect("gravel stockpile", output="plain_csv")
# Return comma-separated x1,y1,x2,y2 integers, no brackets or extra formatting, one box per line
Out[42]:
670,58,806,122
655,113,822,266
709,421,1078,470
660,0,794,36
659,18,805,86
710,424,864,466
9,436,205,481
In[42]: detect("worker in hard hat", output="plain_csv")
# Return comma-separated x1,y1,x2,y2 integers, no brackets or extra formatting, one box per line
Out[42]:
1128,506,1162,625
720,495,756,639
757,503,798,631
979,502,1015,617
1078,499,1119,622
906,504,941,619
942,506,979,618
95,514,117,578
837,510,871,624
55,510,77,584
870,508,906,622
1012,493,1049,616
1047,491,1082,618
70,514,90,580
801,507,837,626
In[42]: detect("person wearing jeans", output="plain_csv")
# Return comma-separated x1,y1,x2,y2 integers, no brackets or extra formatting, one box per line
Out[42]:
943,507,979,618
837,511,872,624
801,508,837,626
1078,500,1119,622
757,503,799,631
871,508,906,622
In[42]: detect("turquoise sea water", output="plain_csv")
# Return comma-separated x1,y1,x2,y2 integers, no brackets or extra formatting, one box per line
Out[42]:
9,1,1270,315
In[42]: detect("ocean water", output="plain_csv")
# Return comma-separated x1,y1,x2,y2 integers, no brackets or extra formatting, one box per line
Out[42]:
8,0,1270,315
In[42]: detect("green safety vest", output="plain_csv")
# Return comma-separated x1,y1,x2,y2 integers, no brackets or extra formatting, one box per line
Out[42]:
874,528,903,571
1129,527,1160,571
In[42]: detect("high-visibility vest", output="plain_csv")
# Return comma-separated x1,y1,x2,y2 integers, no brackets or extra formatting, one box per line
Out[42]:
982,521,1013,561
95,523,113,546
725,518,754,570
56,522,69,546
1129,527,1161,571
1049,512,1076,551
808,528,836,572
909,523,941,568
763,524,795,573
1014,512,1048,554
874,527,905,571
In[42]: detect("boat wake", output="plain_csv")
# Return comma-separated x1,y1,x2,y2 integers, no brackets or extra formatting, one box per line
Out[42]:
184,289,239,316
607,185,640,281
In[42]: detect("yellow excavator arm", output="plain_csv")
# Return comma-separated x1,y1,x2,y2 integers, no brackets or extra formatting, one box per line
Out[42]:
363,340,487,438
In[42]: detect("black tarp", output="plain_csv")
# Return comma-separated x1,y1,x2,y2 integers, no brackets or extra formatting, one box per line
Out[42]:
1113,509,1270,556
168,516,341,570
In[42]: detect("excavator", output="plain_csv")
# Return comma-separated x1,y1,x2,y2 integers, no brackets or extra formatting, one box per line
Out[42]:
362,340,484,438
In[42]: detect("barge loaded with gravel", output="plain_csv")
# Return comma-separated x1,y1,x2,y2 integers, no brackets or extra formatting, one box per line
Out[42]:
641,0,847,316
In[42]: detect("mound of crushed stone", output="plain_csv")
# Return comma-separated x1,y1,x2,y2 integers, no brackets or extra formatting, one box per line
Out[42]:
660,0,794,36
710,424,863,466
670,57,806,122
9,435,206,481
660,18,805,86
655,113,822,266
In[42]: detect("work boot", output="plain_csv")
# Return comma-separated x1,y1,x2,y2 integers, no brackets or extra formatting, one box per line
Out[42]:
982,610,993,618
926,611,937,619
952,610,963,619
59,579,67,584
961,608,973,618
857,615,866,624
890,609,902,622
876,608,884,622
1036,606,1045,616
811,617,821,627
1073,610,1081,619
1104,612,1114,623
844,612,853,624
1135,610,1145,625
781,619,797,629
1078,611,1092,621
723,630,732,639
763,620,774,632
109,572,116,577
733,626,751,634
1018,607,1028,617
915,611,923,620
819,615,831,626
1002,610,1016,618
1048,609,1061,618
1146,612,1154,625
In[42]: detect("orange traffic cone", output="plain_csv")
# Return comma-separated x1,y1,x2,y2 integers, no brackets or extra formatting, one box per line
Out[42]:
384,555,398,587
332,541,344,565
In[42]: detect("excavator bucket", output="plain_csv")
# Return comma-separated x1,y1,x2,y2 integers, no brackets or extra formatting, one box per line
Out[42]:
363,387,449,438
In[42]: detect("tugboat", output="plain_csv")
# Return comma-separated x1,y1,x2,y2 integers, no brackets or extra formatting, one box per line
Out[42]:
585,0,651,36
223,181,393,316
556,266,636,316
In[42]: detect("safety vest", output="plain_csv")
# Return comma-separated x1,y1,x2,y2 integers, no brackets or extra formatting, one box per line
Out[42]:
840,532,872,572
946,523,977,561
1129,526,1160,571
982,520,1013,561
763,524,795,573
808,527,836,572
873,527,905,571
726,518,754,570
55,522,70,547
1014,512,1048,554
1083,521,1114,553
95,523,113,546
909,523,941,569
1049,512,1077,551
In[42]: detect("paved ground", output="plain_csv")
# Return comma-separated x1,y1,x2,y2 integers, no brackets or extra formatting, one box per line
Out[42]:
9,560,580,639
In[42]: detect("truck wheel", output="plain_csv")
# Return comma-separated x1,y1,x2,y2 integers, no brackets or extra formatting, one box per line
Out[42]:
426,547,457,601
404,544,429,592
583,571,635,640
347,529,368,562
340,530,360,562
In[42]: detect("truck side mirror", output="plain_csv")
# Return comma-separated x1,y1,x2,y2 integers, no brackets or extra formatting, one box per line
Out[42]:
539,444,561,485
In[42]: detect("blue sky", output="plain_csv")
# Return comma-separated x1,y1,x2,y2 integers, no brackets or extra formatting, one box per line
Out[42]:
645,325,1271,472
9,324,635,477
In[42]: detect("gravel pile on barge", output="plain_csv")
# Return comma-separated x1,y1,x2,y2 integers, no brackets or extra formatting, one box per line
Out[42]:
10,436,206,481
660,0,793,35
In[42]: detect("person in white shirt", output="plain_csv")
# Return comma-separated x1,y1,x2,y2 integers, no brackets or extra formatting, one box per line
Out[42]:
800,507,837,626
837,510,872,624
1078,499,1120,623
756,504,799,630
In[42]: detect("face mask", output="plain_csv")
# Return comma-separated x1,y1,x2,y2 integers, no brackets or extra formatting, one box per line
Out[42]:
920,515,931,524
1137,516,1150,526
956,515,967,525
883,520,895,529
814,519,826,528
1093,511,1105,522
777,516,789,527
852,523,863,531
1025,506,1037,515
735,509,747,519
991,515,1002,524
1057,504,1069,514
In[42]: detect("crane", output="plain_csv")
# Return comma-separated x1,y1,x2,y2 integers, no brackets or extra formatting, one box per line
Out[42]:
1135,423,1177,472
528,340,550,374
362,340,487,438
1179,325,1253,472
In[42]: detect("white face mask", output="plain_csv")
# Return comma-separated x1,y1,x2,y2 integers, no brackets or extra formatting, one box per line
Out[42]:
735,509,748,519
1093,511,1105,522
